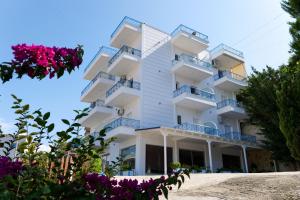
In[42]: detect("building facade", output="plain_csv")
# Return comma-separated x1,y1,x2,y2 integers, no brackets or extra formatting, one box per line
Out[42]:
80,16,262,175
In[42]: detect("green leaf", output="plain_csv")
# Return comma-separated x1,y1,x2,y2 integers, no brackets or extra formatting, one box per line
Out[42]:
162,186,168,199
47,124,55,132
62,119,70,125
43,112,50,120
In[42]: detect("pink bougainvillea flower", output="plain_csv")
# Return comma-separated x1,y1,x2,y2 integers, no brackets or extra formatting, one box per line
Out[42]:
0,44,83,83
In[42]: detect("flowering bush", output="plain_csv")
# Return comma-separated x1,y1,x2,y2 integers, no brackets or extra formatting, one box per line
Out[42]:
0,95,189,199
0,157,22,179
0,44,83,83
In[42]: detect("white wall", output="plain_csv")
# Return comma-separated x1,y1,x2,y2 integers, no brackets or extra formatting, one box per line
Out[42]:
140,24,174,128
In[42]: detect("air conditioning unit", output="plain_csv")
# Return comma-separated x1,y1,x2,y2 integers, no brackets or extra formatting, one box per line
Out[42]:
218,116,223,124
117,108,125,116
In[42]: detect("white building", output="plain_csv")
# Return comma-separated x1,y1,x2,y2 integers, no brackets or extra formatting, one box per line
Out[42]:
80,16,262,175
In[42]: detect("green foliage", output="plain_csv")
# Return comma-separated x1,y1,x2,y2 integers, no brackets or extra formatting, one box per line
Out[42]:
281,0,300,66
277,65,300,161
237,67,294,162
170,162,181,169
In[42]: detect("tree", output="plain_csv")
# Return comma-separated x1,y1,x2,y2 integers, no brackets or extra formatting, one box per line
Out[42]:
281,0,300,66
237,67,294,162
275,0,300,161
277,67,300,160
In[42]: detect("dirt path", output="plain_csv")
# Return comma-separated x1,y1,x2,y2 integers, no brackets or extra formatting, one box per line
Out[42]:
168,172,300,200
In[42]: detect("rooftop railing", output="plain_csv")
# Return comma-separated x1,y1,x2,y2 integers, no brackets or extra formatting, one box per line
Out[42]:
174,122,256,143
172,53,213,69
81,71,115,96
171,24,209,44
84,46,117,73
104,117,140,132
111,16,142,39
108,45,141,67
210,43,244,58
213,71,247,82
106,80,141,98
173,85,215,101
217,99,243,109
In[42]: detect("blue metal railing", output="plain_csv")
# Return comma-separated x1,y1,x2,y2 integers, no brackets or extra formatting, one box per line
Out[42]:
81,71,115,96
106,80,141,98
172,53,213,69
210,43,244,58
217,99,243,109
111,16,142,39
173,85,215,101
174,122,256,143
213,71,247,82
171,24,209,44
241,134,256,143
108,45,141,66
84,46,117,73
104,117,140,131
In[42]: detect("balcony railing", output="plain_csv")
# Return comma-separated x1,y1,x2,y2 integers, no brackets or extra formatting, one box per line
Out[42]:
173,85,215,101
214,71,247,82
104,117,140,131
171,24,209,44
111,16,142,39
217,99,243,109
106,80,141,98
172,53,213,69
174,122,256,143
84,46,117,72
210,43,244,58
108,45,141,66
241,134,256,143
90,99,113,109
81,71,115,96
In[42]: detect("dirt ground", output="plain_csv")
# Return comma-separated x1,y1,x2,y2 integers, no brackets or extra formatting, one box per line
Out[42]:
118,172,300,200
168,172,300,200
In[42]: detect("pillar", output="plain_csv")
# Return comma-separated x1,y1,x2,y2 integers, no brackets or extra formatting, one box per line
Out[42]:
163,133,167,175
207,140,213,172
242,145,249,173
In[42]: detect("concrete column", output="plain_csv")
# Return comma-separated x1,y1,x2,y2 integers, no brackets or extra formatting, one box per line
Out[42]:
173,139,178,162
207,140,213,172
135,135,142,175
163,133,167,175
242,145,249,173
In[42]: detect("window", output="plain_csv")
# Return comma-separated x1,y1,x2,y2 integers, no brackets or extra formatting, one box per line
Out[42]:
121,145,136,170
177,115,182,125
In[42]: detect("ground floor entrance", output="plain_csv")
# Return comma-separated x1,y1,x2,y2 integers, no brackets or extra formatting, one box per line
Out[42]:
179,149,205,168
222,154,242,171
145,144,173,174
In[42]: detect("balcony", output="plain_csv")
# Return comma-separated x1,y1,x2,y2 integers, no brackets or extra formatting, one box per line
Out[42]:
175,123,256,144
216,99,247,119
107,45,141,76
211,44,244,69
172,54,213,82
83,46,117,80
171,25,209,54
105,80,141,107
81,71,115,102
213,71,247,92
79,100,114,128
110,16,142,48
104,117,140,140
173,85,216,111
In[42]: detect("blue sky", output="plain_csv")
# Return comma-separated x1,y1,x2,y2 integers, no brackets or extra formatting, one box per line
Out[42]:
0,0,292,133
